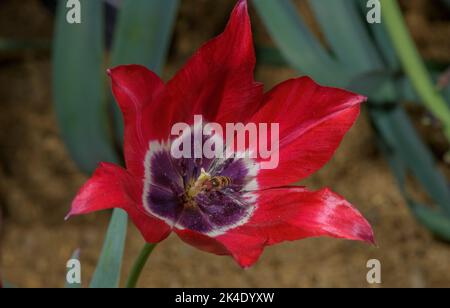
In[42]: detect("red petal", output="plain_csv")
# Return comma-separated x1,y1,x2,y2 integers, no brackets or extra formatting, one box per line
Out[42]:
68,162,171,243
219,187,374,267
175,186,373,268
245,187,375,246
165,0,263,125
108,65,167,179
214,230,266,268
175,229,229,255
174,228,265,269
250,77,365,189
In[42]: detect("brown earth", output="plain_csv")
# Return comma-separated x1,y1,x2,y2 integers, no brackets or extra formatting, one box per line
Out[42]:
0,0,449,288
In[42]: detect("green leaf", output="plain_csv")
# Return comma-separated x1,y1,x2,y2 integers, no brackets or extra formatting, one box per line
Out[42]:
65,249,81,288
371,106,450,216
89,0,179,289
90,209,128,288
256,46,289,67
111,0,179,73
308,0,383,75
256,46,450,105
354,0,400,70
381,0,450,141
253,0,352,87
348,70,397,101
411,203,450,242
53,0,118,173
255,0,450,239
110,0,179,144
371,106,450,239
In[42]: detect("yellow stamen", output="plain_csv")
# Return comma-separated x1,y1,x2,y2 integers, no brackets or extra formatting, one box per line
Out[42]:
187,168,211,198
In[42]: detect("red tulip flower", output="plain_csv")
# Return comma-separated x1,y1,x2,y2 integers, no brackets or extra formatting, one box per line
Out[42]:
68,0,374,268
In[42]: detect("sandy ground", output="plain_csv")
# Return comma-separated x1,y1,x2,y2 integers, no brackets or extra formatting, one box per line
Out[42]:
0,0,450,288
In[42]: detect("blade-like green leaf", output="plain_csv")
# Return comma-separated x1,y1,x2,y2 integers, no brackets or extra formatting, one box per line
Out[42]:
53,0,118,173
354,0,400,70
411,203,450,242
371,107,450,216
381,0,450,141
111,0,179,144
111,0,179,73
65,249,81,288
256,46,450,105
348,70,397,101
256,46,288,67
90,209,128,288
373,108,450,240
255,0,450,239
308,0,383,75
253,0,352,86
370,105,450,240
90,0,179,289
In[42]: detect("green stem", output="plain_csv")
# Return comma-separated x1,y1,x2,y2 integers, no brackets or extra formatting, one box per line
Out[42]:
125,243,156,288
381,0,450,141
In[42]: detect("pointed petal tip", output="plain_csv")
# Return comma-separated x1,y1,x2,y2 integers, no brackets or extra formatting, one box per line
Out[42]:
235,258,258,269
105,66,128,79
358,95,368,104
366,230,377,246
64,212,72,221
237,0,248,8
357,222,376,246
64,206,79,221
232,0,249,19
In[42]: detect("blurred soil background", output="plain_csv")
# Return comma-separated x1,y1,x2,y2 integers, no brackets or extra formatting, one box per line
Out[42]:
0,0,449,287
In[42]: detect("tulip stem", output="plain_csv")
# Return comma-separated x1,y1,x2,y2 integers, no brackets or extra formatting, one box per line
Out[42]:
381,0,450,141
125,243,156,288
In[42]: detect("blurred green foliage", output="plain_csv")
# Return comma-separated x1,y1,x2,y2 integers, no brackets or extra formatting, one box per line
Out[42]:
255,0,450,240
50,0,450,288
53,0,178,287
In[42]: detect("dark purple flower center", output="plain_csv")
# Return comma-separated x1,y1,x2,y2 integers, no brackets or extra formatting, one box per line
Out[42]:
142,129,258,236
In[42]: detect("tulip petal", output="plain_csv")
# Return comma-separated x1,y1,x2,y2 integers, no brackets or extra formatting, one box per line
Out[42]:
176,186,373,268
165,0,263,125
68,162,171,243
230,186,373,267
108,65,167,179
246,187,375,246
174,228,265,269
250,77,365,189
175,229,229,255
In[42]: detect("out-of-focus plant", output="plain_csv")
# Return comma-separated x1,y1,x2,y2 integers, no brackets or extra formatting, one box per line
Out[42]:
381,0,450,141
254,0,450,240
0,38,49,52
53,0,178,287
65,0,374,287
6,0,444,289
